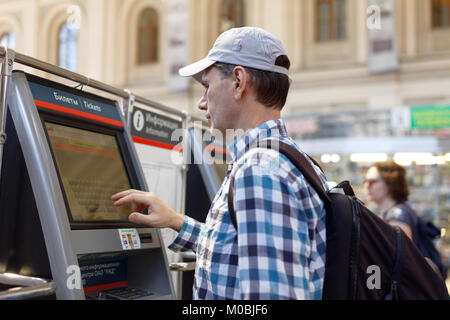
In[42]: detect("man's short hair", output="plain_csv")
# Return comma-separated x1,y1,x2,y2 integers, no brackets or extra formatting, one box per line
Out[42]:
213,55,291,110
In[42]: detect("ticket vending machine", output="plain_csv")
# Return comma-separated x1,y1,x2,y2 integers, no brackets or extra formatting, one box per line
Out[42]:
0,71,175,299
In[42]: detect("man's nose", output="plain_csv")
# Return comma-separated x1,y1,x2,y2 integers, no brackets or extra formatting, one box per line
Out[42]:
198,94,207,111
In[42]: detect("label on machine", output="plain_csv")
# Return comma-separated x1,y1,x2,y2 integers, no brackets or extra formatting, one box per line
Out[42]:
118,228,141,250
80,258,128,292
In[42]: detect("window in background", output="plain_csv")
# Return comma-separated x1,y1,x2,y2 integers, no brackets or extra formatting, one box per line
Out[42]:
0,32,16,49
58,21,79,71
432,0,450,28
316,0,347,42
220,0,245,34
137,7,159,65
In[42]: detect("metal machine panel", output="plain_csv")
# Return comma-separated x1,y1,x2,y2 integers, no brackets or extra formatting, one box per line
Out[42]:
70,228,160,255
6,71,84,299
2,71,175,300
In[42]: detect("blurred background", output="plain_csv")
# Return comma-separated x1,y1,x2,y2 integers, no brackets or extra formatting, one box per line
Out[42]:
1,0,449,280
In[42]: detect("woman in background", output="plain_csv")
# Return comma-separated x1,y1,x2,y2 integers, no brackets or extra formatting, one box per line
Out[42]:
364,161,417,241
364,161,447,279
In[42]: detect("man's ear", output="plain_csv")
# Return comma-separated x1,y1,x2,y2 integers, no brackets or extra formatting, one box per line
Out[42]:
232,66,248,101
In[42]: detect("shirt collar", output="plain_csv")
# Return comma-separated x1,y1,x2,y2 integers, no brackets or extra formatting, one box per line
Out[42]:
227,118,289,163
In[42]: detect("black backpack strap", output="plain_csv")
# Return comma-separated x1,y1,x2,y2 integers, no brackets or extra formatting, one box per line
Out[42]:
349,198,362,299
390,226,404,300
227,140,331,230
228,174,237,229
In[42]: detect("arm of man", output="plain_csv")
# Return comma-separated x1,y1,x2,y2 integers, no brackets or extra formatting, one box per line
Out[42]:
112,189,203,252
232,154,316,299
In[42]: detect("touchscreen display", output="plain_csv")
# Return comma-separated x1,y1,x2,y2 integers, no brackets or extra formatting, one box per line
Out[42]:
45,122,132,221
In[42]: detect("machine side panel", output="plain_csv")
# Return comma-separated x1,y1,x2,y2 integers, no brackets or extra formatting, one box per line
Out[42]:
7,72,84,299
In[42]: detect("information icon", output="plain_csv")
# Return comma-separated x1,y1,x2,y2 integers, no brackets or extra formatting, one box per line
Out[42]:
133,110,145,132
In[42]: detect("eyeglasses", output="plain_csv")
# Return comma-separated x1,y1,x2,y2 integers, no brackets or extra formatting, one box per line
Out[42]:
363,178,380,187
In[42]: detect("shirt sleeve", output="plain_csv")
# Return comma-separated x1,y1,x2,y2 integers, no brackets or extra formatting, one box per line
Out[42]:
232,154,317,299
168,215,203,253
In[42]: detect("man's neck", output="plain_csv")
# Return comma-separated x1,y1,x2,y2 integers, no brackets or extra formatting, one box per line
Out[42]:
234,101,281,133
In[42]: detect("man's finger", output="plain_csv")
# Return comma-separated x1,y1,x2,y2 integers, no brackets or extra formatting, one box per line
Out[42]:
129,212,154,226
111,189,142,201
113,193,149,207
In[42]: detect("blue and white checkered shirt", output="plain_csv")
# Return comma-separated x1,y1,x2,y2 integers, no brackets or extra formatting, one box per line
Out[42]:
169,119,328,299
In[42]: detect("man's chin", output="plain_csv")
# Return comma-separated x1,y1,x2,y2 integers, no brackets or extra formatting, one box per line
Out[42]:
205,117,213,128
206,124,226,139
207,120,217,132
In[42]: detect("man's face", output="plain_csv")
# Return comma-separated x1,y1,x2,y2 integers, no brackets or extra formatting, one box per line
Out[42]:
198,67,235,135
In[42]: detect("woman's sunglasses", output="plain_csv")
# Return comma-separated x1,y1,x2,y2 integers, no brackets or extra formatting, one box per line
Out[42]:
363,178,380,187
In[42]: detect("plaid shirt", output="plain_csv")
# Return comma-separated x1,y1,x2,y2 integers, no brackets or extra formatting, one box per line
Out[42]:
169,119,328,299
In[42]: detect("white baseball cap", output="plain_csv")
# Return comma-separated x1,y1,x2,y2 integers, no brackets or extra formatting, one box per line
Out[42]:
179,27,290,82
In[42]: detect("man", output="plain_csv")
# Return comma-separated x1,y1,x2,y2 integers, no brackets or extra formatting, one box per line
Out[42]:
112,27,329,299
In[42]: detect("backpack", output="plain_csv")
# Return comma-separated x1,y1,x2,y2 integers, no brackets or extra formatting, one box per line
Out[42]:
416,215,447,280
227,140,449,300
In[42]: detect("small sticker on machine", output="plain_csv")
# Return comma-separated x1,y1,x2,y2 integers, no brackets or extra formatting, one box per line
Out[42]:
118,229,141,250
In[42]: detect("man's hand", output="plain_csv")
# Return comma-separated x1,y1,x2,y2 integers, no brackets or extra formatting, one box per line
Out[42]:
111,189,184,232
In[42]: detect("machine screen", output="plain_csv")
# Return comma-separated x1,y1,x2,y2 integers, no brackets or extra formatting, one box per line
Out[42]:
45,122,132,221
